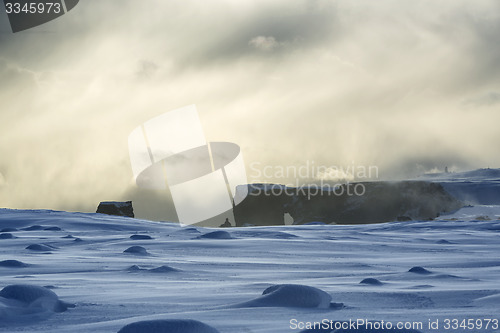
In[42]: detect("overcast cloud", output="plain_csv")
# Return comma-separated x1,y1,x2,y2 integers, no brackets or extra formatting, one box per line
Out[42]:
1,0,499,219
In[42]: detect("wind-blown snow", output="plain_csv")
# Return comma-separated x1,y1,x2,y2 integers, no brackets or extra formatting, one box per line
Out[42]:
0,202,499,332
419,168,500,205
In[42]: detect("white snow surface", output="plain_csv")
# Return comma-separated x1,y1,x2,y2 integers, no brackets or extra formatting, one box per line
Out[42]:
0,206,499,332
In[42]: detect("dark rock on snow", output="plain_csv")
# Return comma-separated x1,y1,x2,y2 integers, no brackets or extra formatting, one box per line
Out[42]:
97,201,134,218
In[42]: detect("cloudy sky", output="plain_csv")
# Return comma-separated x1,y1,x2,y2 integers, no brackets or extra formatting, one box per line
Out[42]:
1,0,499,218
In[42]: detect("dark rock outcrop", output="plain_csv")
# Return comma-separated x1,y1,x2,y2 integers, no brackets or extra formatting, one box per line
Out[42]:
234,181,463,226
96,201,134,218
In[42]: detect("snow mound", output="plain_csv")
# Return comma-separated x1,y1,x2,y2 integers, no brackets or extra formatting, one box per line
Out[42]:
149,265,180,273
0,227,17,232
178,227,200,233
0,284,75,321
21,225,45,231
123,246,149,255
0,233,15,239
409,285,434,289
0,260,29,268
408,266,432,274
199,230,232,239
130,234,153,240
433,274,462,279
359,278,383,286
235,284,336,309
44,226,62,231
233,230,298,239
127,265,180,273
25,244,55,252
117,319,220,333
127,265,143,272
303,222,328,225
473,293,500,306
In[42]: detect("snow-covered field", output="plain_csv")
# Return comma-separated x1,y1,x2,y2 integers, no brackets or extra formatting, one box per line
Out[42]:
1,203,499,332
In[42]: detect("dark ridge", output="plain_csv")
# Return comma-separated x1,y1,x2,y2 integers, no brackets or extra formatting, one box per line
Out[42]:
234,181,462,226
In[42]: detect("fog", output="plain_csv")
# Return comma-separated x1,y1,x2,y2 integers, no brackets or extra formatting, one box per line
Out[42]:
1,0,499,220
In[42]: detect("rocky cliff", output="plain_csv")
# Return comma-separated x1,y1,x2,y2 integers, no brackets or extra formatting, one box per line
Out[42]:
233,181,463,226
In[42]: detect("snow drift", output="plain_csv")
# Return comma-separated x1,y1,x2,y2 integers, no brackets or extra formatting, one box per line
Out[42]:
234,284,338,309
117,319,220,333
0,284,74,322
